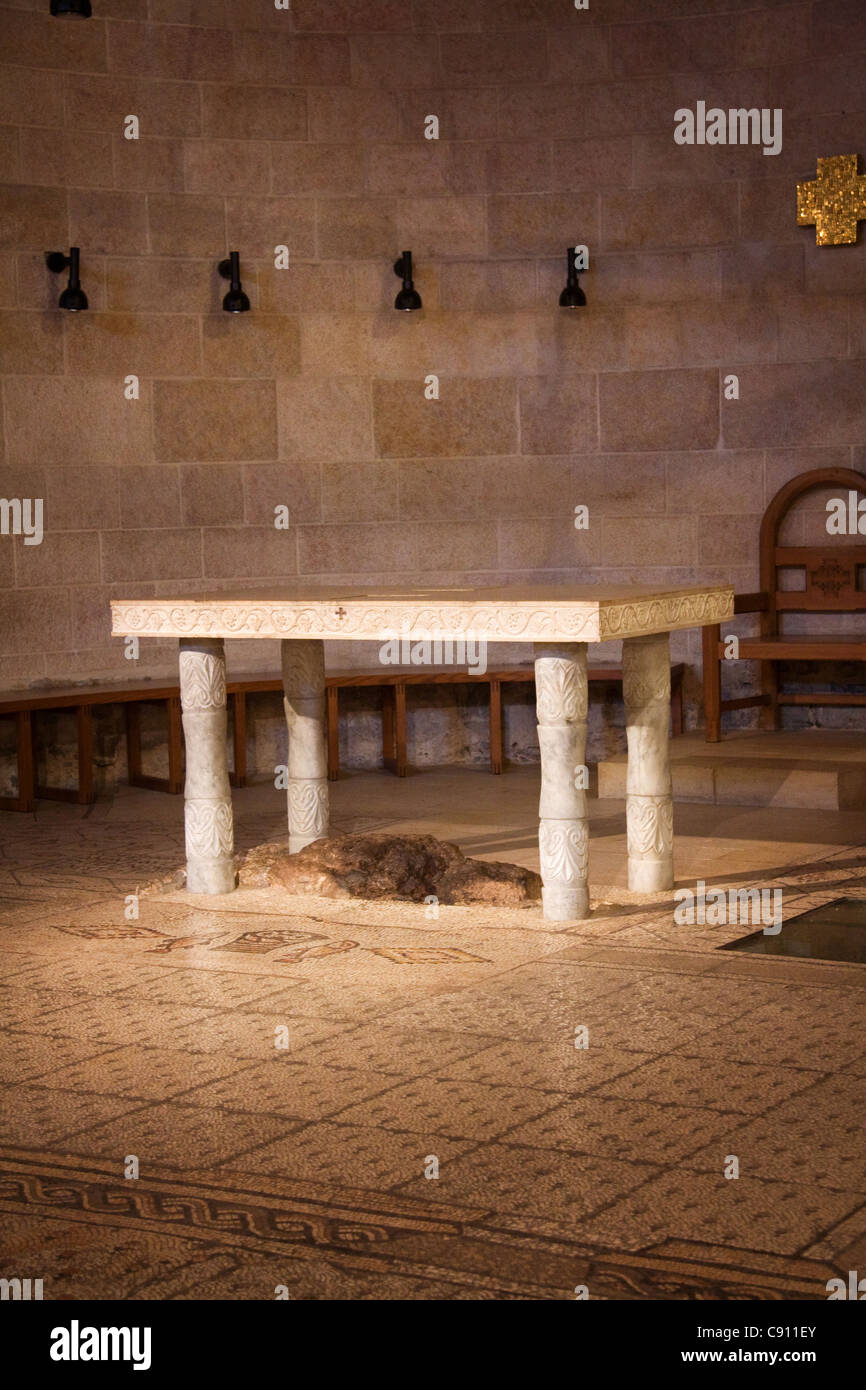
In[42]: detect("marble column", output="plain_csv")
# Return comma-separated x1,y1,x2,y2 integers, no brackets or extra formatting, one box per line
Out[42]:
622,631,674,893
179,638,235,894
534,643,589,921
282,639,329,853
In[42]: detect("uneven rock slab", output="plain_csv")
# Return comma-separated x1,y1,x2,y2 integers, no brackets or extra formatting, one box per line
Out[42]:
240,833,542,907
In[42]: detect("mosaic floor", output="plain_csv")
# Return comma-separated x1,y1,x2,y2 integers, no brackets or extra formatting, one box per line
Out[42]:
2,766,866,1300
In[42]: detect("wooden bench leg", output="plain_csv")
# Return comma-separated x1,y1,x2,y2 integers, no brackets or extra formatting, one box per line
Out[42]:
759,658,780,732
168,696,184,794
17,709,35,812
395,680,407,777
670,671,684,738
326,686,339,782
31,709,39,793
77,705,94,804
0,710,35,812
489,677,503,773
126,702,142,785
128,699,182,794
31,706,89,805
382,685,396,774
702,623,721,743
228,692,247,790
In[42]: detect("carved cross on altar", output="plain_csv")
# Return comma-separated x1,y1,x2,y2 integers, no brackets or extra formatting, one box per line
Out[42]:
797,154,866,245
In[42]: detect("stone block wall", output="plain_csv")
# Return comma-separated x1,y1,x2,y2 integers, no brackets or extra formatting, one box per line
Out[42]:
1,0,865,784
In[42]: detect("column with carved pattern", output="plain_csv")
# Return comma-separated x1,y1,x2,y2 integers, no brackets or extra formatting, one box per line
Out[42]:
179,638,235,894
622,631,674,893
534,643,589,921
282,639,329,853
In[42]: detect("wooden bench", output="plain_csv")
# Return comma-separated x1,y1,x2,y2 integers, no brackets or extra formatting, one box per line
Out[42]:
0,675,268,812
0,662,685,810
702,466,866,741
0,680,185,813
324,664,685,780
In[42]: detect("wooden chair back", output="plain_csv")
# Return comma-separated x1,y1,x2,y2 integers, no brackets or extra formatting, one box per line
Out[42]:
759,467,866,634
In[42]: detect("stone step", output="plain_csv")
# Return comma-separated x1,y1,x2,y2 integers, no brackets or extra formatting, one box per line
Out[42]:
597,732,866,811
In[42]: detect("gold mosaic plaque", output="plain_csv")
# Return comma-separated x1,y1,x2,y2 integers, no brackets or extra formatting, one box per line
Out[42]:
797,154,866,245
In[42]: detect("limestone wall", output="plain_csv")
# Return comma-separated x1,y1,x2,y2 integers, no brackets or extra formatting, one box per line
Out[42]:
1,0,864,782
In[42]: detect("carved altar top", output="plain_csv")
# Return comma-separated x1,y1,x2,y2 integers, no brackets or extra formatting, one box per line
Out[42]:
111,583,734,644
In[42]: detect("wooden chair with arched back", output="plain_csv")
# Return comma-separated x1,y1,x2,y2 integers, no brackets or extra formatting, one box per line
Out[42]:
703,466,866,741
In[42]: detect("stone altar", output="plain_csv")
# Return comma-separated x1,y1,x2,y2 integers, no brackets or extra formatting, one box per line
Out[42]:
112,583,733,921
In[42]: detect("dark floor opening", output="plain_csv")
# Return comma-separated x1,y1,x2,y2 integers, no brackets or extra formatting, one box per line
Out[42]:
722,898,866,965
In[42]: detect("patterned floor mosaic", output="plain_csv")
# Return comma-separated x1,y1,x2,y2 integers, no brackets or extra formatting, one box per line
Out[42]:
2,767,866,1300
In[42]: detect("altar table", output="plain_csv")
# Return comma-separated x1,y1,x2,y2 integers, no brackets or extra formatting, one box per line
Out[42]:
111,584,733,922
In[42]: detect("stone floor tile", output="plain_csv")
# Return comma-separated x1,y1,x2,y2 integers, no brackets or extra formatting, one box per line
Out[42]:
179,1059,401,1121
288,1023,497,1076
598,1054,824,1113
577,1169,859,1256
49,1044,257,1103
222,1120,475,1189
112,968,303,1012
2,765,866,1298
0,1084,141,1145
399,1143,656,1232
19,996,219,1048
334,1075,564,1141
0,1031,114,1084
64,1102,296,1170
682,1006,866,1071
505,1095,732,1165
166,1010,348,1058
684,1112,866,1193
436,1038,653,1094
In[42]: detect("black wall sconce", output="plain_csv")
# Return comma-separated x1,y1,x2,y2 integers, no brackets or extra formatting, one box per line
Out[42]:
50,1,92,16
393,251,422,311
45,247,88,311
218,251,250,313
559,246,586,308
